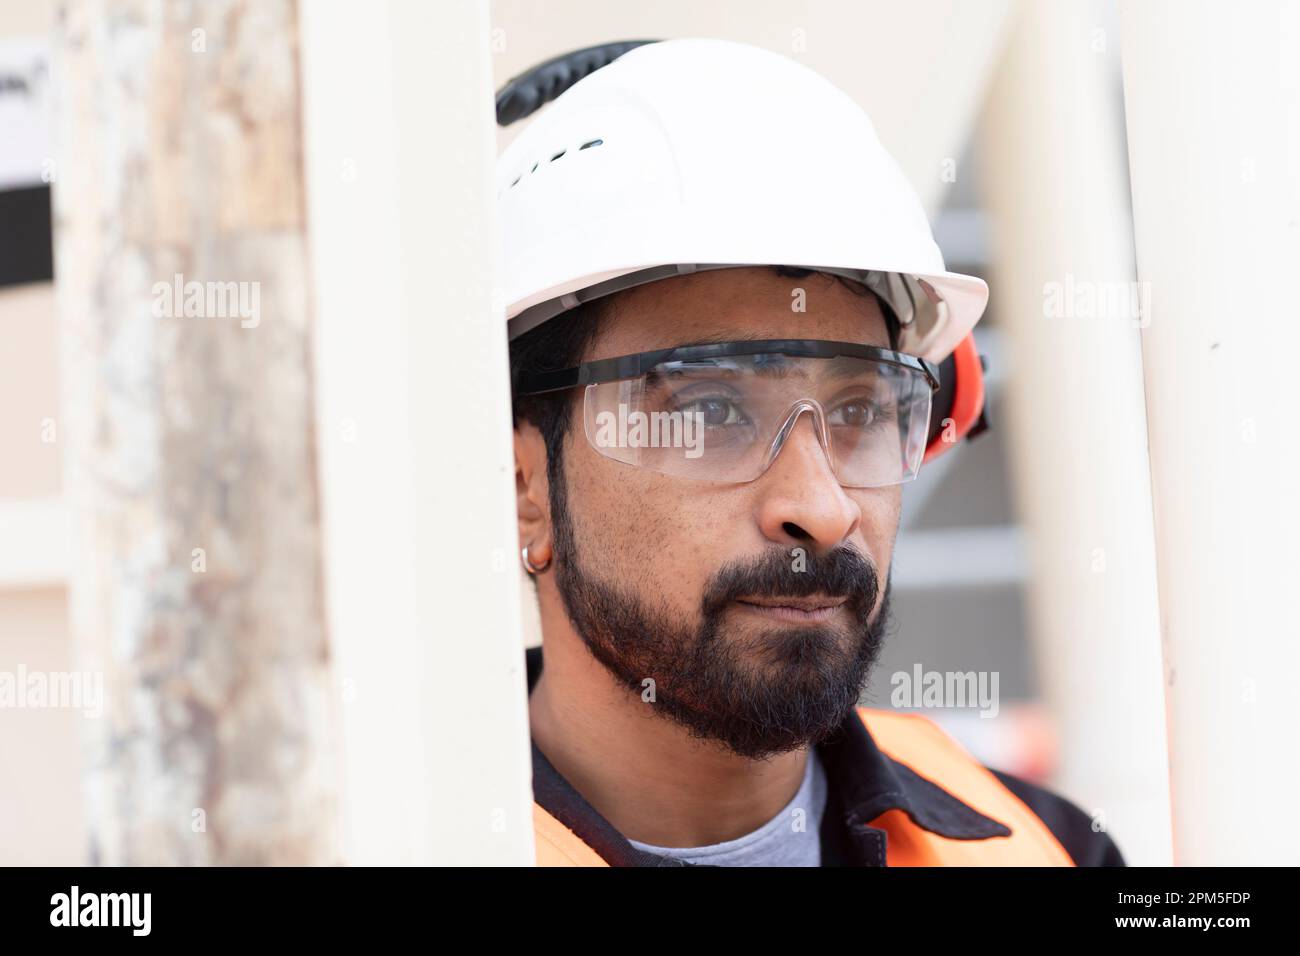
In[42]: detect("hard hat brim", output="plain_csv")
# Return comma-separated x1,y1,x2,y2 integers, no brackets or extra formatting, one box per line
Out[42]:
506,262,987,366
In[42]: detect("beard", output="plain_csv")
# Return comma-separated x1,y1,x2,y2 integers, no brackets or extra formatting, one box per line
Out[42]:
549,468,891,761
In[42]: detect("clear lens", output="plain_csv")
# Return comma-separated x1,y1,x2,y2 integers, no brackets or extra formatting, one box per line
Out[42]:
582,352,933,487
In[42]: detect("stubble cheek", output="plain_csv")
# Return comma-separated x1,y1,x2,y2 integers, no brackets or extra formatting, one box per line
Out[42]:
852,487,902,614
569,462,724,615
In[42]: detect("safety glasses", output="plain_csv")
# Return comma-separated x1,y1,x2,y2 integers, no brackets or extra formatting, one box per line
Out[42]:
516,339,941,488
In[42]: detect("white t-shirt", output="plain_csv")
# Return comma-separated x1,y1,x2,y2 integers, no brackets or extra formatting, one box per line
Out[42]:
626,750,828,866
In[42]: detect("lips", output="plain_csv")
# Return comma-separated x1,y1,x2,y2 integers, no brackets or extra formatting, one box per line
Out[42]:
735,594,848,612
733,594,849,622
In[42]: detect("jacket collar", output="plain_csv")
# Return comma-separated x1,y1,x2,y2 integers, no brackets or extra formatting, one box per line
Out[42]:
525,644,1010,866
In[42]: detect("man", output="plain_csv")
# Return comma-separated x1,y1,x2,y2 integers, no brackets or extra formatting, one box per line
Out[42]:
498,38,1123,866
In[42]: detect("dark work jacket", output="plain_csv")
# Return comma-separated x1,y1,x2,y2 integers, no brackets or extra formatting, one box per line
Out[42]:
526,645,1126,867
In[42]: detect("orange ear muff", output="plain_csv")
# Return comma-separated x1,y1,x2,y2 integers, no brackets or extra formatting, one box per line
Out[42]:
923,333,987,464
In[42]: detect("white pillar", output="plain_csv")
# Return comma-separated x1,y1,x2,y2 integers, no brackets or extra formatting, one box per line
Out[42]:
299,0,535,865
978,0,1172,864
1119,0,1300,865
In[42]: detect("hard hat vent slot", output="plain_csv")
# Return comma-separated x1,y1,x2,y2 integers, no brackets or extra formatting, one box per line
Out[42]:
504,139,605,195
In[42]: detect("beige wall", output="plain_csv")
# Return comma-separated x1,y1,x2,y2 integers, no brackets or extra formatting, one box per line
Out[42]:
0,282,77,864
0,284,61,499
0,3,51,36
1,1,72,866
0,586,82,864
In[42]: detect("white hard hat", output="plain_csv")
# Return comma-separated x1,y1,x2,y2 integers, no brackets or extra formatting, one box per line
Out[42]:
495,37,988,365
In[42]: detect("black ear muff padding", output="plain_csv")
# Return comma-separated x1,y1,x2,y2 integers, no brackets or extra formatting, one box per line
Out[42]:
495,40,662,127
927,351,958,448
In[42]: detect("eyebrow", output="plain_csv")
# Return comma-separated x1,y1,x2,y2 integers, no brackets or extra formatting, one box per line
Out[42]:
656,328,891,350
665,329,778,347
650,354,886,386
749,354,882,382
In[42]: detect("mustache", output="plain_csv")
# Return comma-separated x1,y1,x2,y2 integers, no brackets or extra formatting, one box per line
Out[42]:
701,546,880,619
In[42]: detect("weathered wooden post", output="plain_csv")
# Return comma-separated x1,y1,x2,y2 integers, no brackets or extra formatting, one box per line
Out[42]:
53,0,338,864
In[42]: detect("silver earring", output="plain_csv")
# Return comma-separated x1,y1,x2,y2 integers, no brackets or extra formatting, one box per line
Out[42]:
521,545,552,575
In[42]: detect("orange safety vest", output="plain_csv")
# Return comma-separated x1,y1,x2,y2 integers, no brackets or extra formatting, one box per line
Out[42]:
533,707,1075,867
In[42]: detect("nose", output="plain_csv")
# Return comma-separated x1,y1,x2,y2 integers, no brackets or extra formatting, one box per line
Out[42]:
754,407,861,554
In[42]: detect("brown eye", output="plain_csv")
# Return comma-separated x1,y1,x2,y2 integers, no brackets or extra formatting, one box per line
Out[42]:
833,401,875,428
681,397,745,426
697,399,735,426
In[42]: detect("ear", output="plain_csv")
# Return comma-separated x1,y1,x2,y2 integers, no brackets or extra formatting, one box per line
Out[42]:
514,419,552,565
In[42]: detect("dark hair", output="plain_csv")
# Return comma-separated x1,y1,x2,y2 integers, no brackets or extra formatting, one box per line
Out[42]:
508,265,898,478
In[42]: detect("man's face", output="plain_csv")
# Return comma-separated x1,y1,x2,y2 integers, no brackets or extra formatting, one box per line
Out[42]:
547,267,901,759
